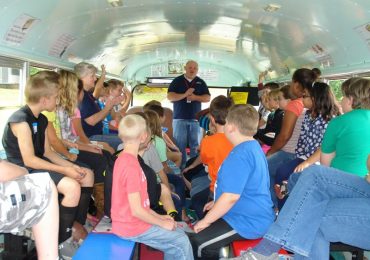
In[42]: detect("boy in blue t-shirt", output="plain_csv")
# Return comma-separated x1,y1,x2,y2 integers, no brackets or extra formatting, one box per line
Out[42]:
189,104,275,259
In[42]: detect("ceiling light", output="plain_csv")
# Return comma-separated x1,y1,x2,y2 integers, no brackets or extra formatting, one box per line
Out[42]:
107,0,123,7
263,4,281,12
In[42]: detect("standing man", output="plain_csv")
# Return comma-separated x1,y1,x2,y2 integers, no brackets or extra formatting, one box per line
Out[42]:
167,60,211,168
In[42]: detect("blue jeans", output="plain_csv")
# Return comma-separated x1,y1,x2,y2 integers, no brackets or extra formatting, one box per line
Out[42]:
264,165,370,259
191,187,210,219
173,119,200,168
89,134,122,150
167,173,186,212
275,158,304,210
287,169,302,194
267,151,295,207
121,225,194,260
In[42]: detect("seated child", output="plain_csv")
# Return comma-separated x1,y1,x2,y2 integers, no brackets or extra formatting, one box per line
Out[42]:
255,88,286,147
258,88,271,129
287,77,370,193
103,127,180,221
277,85,292,111
182,95,234,218
266,68,314,208
111,114,193,259
143,102,182,168
274,82,339,210
43,70,109,185
138,136,180,220
257,73,280,129
143,110,187,218
2,71,94,258
189,104,275,259
140,140,185,220
97,79,131,134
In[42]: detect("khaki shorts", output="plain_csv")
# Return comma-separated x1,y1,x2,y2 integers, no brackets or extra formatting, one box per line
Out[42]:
0,173,52,233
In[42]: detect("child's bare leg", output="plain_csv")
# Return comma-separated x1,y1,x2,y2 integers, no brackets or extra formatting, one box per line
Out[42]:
32,182,59,260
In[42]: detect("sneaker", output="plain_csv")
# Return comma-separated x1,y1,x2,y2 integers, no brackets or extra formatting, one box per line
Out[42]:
72,221,88,241
185,208,198,224
241,250,294,260
176,221,195,233
274,184,286,200
58,237,79,260
222,249,279,260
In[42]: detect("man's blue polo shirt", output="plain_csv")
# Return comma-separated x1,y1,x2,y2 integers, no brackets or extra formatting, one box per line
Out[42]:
168,75,210,120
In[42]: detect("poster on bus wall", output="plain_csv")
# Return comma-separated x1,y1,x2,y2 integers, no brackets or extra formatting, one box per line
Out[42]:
48,34,76,58
309,43,334,68
168,60,185,75
354,22,370,51
3,14,39,45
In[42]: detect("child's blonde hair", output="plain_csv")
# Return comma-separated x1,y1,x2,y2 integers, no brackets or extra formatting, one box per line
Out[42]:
59,70,79,116
226,104,259,136
268,89,280,101
25,71,60,104
143,110,162,137
118,114,147,141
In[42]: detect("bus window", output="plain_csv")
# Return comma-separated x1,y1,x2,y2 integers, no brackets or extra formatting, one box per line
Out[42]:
202,87,229,109
132,85,170,108
0,61,23,151
328,79,344,101
0,67,22,107
30,65,51,76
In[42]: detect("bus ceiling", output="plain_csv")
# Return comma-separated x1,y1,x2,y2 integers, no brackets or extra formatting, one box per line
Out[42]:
1,0,370,86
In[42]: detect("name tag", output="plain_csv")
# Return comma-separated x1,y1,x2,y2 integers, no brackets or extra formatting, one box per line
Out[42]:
32,122,38,134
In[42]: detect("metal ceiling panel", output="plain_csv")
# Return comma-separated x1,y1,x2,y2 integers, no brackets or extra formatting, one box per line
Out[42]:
0,0,370,85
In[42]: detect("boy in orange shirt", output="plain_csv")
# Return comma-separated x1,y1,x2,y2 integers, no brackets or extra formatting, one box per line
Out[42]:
111,114,193,259
183,95,233,217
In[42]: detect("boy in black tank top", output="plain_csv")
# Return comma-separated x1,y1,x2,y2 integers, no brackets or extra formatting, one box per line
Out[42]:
2,71,94,258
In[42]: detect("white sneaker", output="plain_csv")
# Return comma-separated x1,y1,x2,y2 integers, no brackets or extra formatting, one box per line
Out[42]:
221,249,279,260
222,252,294,260
58,237,80,260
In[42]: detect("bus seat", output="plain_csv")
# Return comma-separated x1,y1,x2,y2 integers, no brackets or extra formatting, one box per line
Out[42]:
73,233,136,260
1,233,36,259
330,242,364,260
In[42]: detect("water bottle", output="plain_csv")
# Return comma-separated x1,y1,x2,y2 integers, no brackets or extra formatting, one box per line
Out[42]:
102,120,109,135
